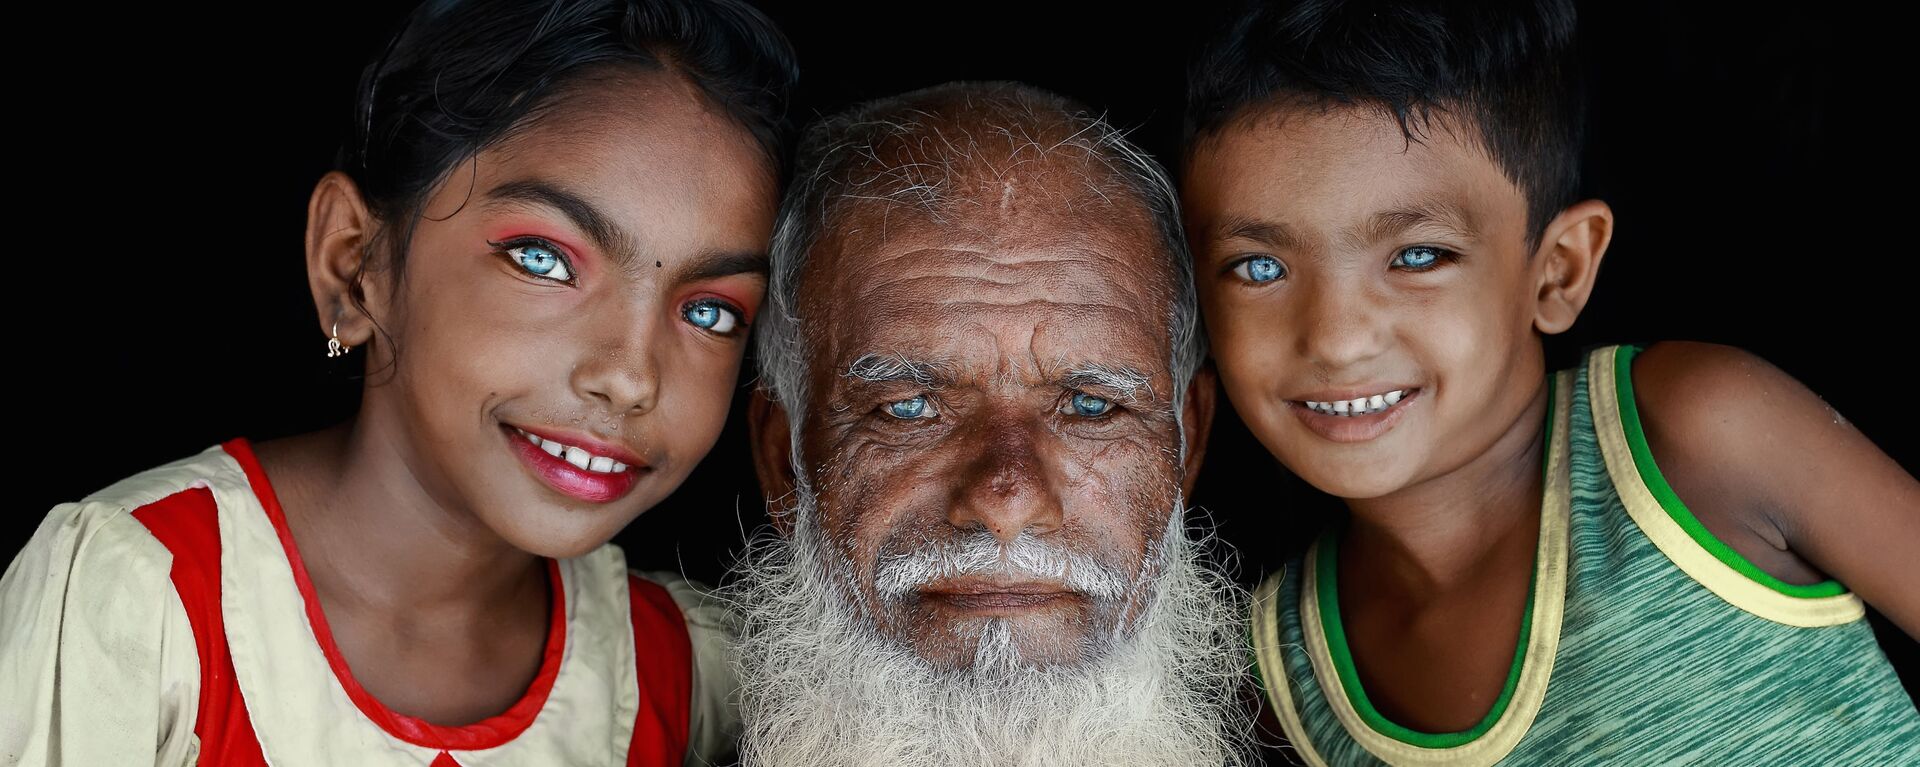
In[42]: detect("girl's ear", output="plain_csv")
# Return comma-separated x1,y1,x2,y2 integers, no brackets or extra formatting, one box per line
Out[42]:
1531,199,1614,335
305,171,386,350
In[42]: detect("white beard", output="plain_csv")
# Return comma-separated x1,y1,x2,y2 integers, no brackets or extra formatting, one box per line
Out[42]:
728,484,1253,767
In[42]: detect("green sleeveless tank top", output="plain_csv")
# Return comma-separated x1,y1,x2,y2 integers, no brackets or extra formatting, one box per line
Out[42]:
1250,345,1920,765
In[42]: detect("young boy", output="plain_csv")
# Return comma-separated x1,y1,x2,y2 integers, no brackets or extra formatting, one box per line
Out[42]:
1180,1,1919,764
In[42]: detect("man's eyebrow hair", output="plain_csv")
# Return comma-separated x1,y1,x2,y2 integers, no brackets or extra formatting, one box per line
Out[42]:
843,353,953,388
485,179,636,263
1355,199,1479,245
675,250,770,283
1059,362,1157,406
1217,216,1302,250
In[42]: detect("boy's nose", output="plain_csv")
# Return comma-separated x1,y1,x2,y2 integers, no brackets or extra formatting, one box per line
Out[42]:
1294,282,1389,370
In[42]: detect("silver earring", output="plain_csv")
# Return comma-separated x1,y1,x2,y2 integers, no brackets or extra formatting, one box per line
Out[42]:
327,322,352,358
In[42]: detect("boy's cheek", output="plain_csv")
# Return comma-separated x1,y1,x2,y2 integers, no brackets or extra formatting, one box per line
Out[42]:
1195,303,1288,400
1213,352,1297,440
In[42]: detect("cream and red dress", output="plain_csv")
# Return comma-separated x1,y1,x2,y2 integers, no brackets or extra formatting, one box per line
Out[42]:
1,438,737,766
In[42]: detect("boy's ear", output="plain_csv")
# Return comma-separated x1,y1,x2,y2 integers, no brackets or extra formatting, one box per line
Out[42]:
306,171,386,348
1180,362,1219,499
748,388,798,537
1531,199,1614,335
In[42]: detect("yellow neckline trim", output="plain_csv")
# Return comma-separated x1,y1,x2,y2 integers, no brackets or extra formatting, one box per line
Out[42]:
1252,569,1331,767
1295,372,1573,766
1585,345,1863,627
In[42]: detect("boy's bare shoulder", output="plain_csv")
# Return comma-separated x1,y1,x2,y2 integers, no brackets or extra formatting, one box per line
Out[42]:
1632,341,1798,401
1632,340,1851,464
1631,339,1916,555
1631,340,1845,499
1631,342,1920,633
1627,342,1839,577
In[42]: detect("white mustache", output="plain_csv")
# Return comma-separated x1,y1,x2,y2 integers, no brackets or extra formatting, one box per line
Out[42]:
873,529,1132,602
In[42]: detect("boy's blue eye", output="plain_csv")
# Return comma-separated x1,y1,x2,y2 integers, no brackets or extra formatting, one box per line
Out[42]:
1391,246,1448,271
507,242,573,282
886,396,931,419
1069,393,1113,417
1231,255,1286,284
682,300,742,335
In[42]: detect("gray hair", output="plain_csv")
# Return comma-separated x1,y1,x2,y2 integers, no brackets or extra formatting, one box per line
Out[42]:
754,81,1206,427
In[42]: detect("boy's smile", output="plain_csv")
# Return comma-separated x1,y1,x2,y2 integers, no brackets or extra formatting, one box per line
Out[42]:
1183,106,1551,501
1287,386,1423,443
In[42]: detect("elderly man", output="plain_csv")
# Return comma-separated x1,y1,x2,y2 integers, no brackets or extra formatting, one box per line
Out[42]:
732,81,1250,767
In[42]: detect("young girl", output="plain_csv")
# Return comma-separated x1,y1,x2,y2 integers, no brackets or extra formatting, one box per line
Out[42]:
0,1,796,764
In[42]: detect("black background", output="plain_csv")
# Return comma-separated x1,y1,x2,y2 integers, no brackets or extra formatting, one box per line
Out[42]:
18,2,1912,690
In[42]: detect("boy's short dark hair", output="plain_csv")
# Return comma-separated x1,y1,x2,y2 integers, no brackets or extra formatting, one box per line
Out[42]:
1185,0,1584,246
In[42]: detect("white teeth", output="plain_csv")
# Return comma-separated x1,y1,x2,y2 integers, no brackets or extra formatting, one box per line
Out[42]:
517,428,633,473
1301,389,1411,417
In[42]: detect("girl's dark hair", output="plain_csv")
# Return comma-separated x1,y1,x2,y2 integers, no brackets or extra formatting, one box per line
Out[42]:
1186,0,1583,247
344,0,798,262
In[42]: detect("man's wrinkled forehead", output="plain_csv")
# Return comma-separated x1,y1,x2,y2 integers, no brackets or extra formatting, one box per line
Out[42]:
804,190,1175,400
839,120,1139,213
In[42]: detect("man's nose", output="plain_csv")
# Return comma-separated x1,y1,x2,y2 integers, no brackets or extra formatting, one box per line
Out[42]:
945,414,1064,542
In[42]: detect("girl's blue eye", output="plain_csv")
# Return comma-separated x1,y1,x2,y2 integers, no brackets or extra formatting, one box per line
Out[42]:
507,243,572,282
886,396,931,419
1070,393,1113,417
1391,246,1448,271
682,300,742,335
1231,255,1285,284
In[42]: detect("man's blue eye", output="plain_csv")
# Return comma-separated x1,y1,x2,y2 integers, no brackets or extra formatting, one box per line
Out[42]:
886,396,930,419
507,243,573,281
1232,255,1285,283
1391,246,1447,270
1070,393,1113,417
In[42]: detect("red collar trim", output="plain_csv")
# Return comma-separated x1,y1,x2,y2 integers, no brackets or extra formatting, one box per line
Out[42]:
222,437,567,752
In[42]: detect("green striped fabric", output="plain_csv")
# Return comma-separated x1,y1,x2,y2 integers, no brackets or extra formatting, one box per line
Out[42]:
1252,346,1920,765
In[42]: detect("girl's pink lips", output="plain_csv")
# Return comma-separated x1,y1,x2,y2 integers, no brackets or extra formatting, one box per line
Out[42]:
507,424,647,467
1285,387,1422,444
500,424,647,504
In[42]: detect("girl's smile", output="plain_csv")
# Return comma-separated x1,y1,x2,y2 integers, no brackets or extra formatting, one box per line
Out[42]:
503,424,650,504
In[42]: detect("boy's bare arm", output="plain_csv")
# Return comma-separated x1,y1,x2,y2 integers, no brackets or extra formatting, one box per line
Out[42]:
1634,341,1920,638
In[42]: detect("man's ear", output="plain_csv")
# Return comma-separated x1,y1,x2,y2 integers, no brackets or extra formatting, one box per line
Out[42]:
305,171,386,349
1532,199,1614,335
1180,362,1218,499
748,387,797,536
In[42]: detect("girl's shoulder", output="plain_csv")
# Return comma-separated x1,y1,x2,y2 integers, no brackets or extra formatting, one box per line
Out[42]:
13,441,251,589
0,443,238,764
627,567,741,765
